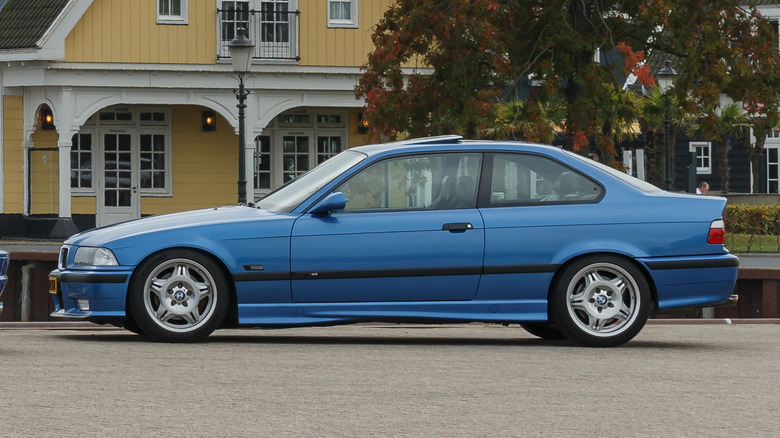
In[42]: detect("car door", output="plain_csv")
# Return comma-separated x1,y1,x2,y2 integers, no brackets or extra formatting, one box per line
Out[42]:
290,152,485,303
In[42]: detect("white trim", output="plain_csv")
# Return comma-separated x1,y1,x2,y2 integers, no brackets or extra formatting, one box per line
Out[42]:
689,141,712,175
157,0,189,25
327,0,358,29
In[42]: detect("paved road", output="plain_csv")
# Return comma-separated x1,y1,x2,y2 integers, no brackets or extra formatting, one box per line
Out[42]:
0,323,778,437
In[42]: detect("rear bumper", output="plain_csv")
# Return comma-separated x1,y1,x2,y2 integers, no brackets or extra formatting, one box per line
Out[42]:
640,254,739,310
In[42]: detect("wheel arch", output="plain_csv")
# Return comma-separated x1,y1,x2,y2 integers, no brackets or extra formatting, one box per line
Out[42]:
547,251,659,320
125,246,239,326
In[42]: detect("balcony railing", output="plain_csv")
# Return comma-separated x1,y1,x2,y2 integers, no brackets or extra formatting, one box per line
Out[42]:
217,8,300,61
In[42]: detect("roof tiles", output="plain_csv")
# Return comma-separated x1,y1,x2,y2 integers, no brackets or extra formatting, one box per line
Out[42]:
0,0,69,49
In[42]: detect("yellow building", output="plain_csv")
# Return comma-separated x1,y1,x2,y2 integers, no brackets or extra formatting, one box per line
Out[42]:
0,0,392,237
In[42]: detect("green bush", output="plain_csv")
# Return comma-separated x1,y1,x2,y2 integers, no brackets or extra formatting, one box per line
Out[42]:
724,204,780,235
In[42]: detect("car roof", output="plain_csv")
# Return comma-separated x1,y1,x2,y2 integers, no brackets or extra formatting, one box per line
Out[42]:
351,135,564,157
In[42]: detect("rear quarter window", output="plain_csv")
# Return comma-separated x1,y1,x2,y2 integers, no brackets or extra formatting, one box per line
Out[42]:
488,153,603,206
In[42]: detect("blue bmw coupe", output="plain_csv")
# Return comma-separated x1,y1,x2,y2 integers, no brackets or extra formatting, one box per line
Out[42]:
49,136,738,346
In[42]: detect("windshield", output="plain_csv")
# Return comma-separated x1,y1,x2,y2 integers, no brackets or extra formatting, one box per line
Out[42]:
256,150,367,212
564,150,662,193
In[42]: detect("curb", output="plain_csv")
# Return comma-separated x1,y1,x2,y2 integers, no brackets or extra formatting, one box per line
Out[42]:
646,318,780,325
0,321,118,330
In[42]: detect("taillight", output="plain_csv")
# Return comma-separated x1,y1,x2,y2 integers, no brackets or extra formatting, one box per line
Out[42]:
707,219,725,245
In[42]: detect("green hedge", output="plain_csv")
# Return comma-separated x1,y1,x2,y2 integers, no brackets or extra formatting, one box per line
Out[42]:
724,204,780,235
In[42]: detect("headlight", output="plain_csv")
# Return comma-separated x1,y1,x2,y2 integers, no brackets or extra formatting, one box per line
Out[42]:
74,247,119,266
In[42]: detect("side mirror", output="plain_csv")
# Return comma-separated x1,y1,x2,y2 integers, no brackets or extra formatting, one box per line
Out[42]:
309,192,346,215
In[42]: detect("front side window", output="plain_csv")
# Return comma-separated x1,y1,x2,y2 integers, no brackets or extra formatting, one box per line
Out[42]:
336,153,482,212
158,0,188,24
489,153,602,206
328,0,357,28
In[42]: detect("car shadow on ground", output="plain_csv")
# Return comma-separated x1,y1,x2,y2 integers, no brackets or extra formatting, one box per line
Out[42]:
53,331,705,350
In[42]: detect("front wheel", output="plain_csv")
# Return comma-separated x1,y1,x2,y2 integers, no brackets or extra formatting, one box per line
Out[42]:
550,255,650,347
128,249,230,342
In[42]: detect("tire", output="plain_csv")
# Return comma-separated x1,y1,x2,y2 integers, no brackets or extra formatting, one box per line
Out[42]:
122,316,145,336
127,249,230,342
550,255,650,347
520,323,567,340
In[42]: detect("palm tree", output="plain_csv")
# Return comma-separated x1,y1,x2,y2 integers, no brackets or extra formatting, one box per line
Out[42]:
484,97,566,144
639,87,682,189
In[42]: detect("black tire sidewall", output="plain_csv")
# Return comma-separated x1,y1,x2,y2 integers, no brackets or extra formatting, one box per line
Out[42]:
127,249,230,342
551,255,650,347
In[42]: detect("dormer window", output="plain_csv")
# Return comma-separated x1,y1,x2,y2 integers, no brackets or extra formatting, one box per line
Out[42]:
328,0,357,28
158,0,188,24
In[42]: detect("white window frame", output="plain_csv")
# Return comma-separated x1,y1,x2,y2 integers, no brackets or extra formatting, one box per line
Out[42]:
690,141,712,174
327,0,357,29
70,130,96,196
157,0,189,25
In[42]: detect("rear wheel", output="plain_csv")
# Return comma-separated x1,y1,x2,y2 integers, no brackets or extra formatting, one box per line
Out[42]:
128,249,229,342
550,255,650,347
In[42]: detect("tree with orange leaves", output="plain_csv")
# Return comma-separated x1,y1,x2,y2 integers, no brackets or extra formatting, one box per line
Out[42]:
357,0,780,182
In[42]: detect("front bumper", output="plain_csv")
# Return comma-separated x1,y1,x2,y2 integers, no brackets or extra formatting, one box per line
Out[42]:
49,268,131,320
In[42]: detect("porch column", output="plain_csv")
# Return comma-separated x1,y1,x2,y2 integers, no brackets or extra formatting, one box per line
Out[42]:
57,87,76,219
57,137,72,218
22,140,33,215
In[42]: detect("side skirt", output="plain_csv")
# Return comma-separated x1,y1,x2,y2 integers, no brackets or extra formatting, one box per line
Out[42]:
235,300,549,326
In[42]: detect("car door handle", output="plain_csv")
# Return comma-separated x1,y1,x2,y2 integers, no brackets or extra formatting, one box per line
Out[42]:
442,222,474,232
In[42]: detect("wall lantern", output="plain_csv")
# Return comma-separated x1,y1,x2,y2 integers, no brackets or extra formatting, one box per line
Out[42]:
358,113,369,134
41,108,55,130
202,111,216,131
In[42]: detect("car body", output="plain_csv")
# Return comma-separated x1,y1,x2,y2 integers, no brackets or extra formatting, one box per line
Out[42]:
49,135,738,346
0,249,7,314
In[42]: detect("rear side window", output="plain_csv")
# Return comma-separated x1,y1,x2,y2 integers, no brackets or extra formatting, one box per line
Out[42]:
488,153,603,206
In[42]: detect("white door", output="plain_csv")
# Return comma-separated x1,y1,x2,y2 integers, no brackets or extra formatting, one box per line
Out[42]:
98,131,140,226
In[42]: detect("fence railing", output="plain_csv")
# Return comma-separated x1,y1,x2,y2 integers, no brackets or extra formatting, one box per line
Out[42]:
217,8,300,61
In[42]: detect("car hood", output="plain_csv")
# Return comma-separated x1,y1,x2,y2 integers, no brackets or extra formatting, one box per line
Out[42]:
65,206,294,248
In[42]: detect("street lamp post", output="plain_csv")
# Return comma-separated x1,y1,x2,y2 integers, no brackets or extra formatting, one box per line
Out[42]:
657,59,677,191
228,28,254,204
